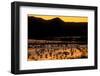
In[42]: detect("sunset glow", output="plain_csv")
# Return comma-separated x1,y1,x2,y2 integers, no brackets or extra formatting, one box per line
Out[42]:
28,14,88,22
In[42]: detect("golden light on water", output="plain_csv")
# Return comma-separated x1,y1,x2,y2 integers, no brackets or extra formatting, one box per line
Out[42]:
28,14,88,61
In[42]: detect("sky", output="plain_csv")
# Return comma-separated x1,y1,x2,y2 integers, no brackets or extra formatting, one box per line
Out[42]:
28,14,88,22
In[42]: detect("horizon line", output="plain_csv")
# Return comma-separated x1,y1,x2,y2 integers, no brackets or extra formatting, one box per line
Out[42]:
28,14,88,22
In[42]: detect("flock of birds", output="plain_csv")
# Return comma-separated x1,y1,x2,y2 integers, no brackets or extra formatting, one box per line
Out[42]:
28,42,88,61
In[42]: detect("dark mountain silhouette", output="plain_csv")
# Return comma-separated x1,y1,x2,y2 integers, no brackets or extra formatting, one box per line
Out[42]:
48,17,64,23
28,16,88,43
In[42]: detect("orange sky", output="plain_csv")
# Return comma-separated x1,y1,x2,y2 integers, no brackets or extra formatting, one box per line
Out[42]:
28,14,88,22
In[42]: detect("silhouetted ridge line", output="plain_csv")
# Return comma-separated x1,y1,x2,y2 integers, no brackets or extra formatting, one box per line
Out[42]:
28,16,87,23
28,16,88,42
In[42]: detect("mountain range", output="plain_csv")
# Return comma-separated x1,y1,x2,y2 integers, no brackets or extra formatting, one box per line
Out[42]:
28,16,88,42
